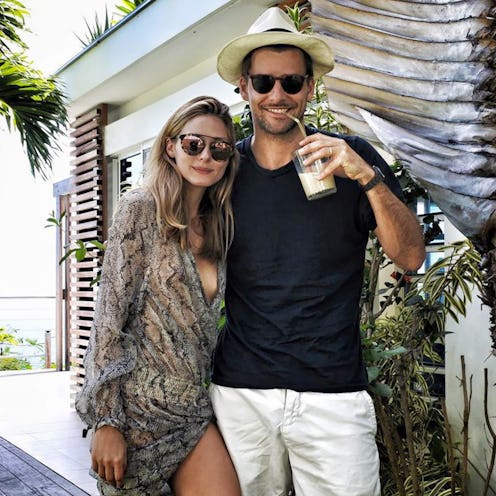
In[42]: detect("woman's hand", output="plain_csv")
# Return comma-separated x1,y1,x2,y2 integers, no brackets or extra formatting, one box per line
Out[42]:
91,425,127,488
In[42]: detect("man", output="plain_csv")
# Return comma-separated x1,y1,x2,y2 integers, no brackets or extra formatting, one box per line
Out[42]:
210,7,426,496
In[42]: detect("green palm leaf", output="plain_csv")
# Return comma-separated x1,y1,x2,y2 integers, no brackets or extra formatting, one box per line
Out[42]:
115,0,148,18
0,0,28,54
0,54,68,179
74,7,113,47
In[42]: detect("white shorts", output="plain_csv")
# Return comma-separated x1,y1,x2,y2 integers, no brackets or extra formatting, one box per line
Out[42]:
210,385,380,496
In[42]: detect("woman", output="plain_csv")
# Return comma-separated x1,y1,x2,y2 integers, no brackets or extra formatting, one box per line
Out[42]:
75,96,240,495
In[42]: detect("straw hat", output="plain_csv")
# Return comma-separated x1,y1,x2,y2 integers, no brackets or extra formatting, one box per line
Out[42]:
217,7,334,86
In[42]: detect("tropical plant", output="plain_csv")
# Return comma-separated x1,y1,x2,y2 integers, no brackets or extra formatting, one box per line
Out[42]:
0,325,48,371
114,0,148,19
74,7,113,47
0,356,31,371
0,0,68,179
58,239,106,265
46,210,106,263
24,337,43,352
45,210,106,285
232,104,253,142
311,0,496,355
0,0,27,52
0,325,20,352
75,0,148,47
364,241,482,495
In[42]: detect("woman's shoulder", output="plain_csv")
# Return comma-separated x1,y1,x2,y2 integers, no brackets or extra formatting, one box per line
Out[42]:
119,187,154,207
113,188,157,227
117,188,155,213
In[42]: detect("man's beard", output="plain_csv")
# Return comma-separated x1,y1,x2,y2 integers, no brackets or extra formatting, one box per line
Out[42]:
257,116,299,137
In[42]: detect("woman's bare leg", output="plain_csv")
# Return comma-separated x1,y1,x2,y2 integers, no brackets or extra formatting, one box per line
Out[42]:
172,422,241,496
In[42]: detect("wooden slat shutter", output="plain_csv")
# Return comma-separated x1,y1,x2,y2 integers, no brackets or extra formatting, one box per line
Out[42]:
68,105,108,402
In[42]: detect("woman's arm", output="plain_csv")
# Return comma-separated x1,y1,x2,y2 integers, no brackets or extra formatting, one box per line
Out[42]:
75,190,153,485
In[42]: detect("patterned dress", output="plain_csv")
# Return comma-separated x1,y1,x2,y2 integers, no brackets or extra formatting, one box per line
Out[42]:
75,188,226,495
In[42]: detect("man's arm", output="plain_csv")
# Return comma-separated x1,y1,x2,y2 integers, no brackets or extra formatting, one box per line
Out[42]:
298,133,426,271
365,181,425,271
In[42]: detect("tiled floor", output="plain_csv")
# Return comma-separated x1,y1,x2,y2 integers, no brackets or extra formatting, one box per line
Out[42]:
0,370,98,495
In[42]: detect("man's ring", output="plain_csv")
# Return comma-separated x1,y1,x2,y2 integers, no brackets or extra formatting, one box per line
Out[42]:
328,147,333,158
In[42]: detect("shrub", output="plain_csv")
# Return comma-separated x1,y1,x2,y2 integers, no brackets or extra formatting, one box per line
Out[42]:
0,357,32,371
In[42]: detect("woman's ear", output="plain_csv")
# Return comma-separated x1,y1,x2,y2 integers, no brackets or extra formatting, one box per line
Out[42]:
165,137,176,159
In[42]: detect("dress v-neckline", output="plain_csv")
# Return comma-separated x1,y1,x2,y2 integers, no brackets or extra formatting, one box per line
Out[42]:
186,249,221,307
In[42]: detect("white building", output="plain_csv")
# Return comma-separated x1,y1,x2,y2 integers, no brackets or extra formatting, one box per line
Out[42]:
56,1,496,493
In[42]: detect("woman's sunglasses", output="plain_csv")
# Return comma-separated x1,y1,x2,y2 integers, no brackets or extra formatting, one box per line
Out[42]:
248,74,308,94
178,134,234,162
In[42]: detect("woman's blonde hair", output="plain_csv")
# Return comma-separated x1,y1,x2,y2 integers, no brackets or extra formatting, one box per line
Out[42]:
143,95,239,261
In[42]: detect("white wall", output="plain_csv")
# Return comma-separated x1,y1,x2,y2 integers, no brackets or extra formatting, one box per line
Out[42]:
444,222,496,493
104,71,244,158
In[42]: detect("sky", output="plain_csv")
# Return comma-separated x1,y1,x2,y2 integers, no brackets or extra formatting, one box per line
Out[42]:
0,0,113,297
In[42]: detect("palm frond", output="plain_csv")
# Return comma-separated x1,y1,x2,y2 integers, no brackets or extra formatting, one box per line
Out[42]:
74,0,149,47
0,0,28,55
114,0,148,19
74,7,113,47
0,54,68,179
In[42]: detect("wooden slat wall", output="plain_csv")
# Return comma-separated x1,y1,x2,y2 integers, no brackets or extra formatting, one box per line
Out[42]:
68,105,107,402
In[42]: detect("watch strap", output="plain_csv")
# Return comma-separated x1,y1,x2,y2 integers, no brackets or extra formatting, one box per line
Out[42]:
362,166,385,192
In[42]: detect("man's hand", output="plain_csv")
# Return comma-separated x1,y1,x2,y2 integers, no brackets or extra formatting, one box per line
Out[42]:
91,425,127,488
297,133,425,271
297,133,375,185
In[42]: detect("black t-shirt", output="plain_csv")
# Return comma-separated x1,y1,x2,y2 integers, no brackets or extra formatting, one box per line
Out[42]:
212,129,404,392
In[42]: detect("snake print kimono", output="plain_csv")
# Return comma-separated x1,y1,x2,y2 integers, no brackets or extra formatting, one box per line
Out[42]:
75,188,225,495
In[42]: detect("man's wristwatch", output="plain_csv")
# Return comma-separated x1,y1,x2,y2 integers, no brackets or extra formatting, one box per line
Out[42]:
362,166,385,192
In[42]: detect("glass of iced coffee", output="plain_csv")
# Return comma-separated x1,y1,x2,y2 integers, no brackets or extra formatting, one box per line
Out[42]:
288,114,337,200
293,149,337,200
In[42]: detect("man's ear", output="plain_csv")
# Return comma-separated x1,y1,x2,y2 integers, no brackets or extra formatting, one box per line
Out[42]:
306,77,315,103
239,76,249,101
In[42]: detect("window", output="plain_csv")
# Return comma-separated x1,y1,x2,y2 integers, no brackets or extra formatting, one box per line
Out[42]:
415,197,446,398
117,147,151,196
416,197,441,216
416,196,445,275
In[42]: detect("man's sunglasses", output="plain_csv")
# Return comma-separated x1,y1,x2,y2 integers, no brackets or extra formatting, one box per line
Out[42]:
177,134,234,162
248,74,309,94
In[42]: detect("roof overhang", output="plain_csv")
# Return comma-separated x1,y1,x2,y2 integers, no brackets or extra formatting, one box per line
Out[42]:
57,0,276,120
